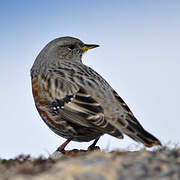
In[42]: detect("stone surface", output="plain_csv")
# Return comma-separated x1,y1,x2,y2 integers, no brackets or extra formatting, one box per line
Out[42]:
0,147,180,180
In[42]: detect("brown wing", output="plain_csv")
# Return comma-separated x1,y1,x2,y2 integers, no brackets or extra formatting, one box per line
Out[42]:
32,73,123,139
66,87,123,139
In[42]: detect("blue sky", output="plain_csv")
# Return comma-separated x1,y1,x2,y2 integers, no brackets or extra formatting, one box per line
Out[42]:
1,0,180,159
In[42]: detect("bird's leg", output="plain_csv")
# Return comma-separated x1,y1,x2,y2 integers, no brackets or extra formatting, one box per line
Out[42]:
88,138,100,150
57,138,72,153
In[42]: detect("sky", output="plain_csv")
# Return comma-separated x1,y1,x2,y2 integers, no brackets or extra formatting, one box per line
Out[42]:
1,0,180,159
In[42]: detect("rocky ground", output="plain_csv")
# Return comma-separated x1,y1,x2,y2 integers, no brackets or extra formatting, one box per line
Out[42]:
1,147,180,180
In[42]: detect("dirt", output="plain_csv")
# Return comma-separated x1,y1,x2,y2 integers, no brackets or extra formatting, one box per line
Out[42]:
0,147,180,180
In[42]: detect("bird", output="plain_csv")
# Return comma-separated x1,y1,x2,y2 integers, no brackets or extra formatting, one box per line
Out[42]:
31,36,161,152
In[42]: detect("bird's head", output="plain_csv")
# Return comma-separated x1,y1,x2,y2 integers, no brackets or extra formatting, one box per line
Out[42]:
40,36,99,63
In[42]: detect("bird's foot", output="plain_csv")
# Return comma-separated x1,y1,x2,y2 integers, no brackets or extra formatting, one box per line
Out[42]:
88,145,100,151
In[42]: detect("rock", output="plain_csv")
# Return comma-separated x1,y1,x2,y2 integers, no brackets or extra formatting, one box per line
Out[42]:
0,147,180,180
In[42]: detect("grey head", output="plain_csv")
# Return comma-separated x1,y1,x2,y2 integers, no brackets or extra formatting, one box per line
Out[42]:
32,36,99,67
31,36,99,75
49,36,99,62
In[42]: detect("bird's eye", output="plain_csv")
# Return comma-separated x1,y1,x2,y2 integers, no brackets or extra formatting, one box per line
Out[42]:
68,45,76,50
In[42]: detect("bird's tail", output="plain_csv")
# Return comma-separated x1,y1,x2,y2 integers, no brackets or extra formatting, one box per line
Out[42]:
127,128,161,147
121,115,161,147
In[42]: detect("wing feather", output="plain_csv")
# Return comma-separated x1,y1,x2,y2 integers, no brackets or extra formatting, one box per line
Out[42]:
39,72,123,138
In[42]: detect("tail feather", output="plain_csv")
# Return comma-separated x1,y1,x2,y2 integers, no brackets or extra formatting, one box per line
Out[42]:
122,115,161,147
127,128,161,147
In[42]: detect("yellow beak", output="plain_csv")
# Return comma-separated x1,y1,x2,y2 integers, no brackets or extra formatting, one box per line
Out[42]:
81,44,99,52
